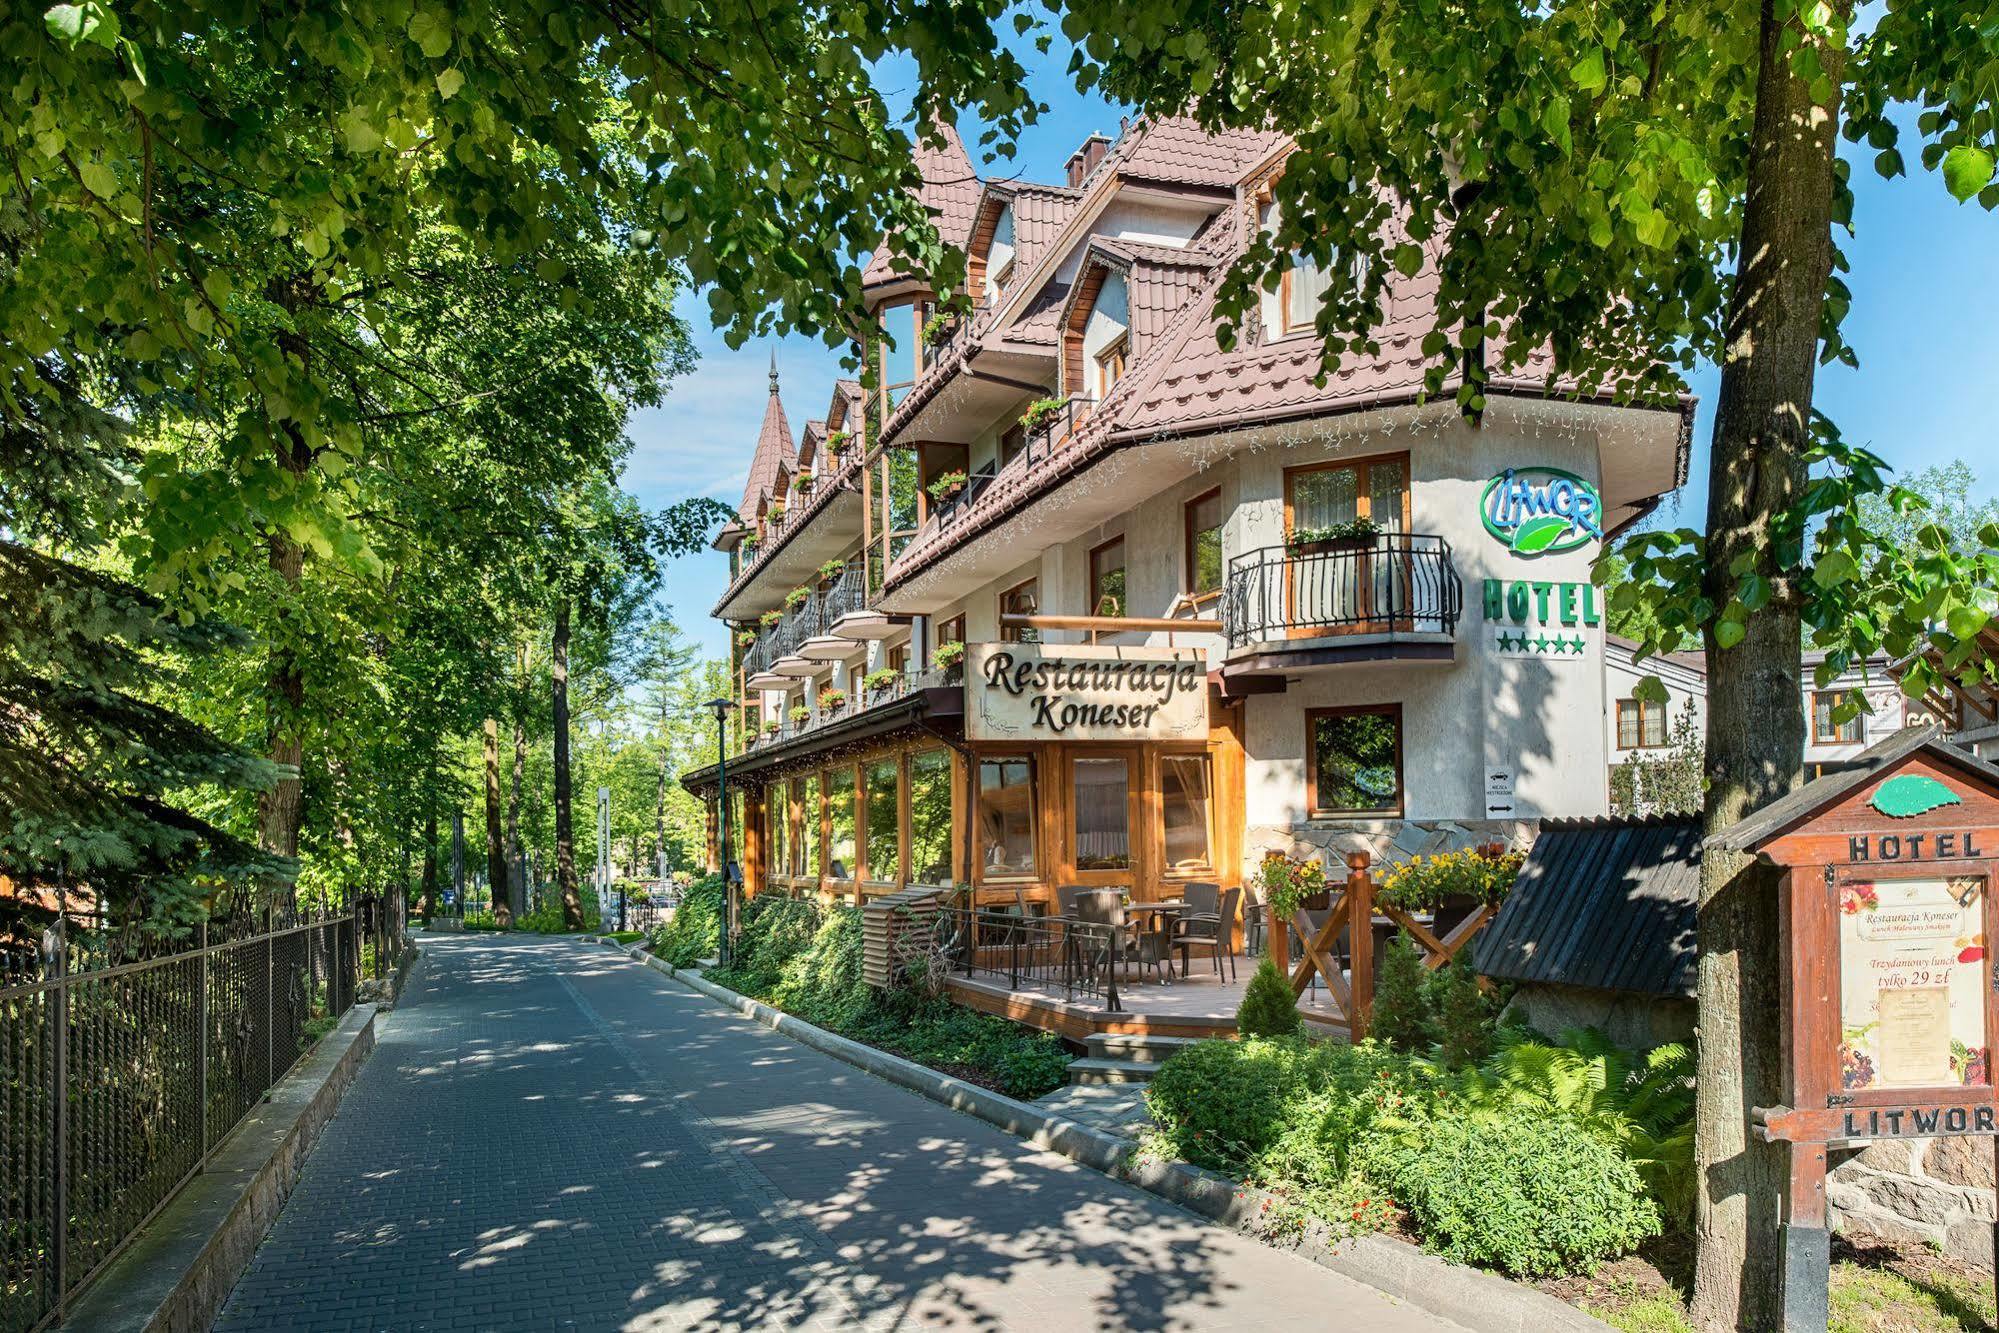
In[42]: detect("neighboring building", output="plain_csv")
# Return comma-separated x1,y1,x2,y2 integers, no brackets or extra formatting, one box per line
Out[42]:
1602,636,1977,797
684,116,1693,909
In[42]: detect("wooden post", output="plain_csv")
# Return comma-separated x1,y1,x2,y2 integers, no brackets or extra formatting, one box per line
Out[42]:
1346,851,1374,1042
1780,1142,1831,1332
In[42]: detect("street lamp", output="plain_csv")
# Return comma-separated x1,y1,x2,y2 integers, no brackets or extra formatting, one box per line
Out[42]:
704,697,739,966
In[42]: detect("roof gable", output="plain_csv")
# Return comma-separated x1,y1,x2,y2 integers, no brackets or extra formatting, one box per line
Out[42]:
862,121,984,291
737,358,796,522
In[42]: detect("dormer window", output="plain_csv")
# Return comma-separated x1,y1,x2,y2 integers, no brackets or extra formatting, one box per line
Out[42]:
1256,186,1357,338
983,206,1016,304
1094,333,1128,400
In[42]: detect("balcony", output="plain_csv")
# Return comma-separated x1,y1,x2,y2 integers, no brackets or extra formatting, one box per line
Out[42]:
1221,535,1463,674
740,669,939,756
716,447,869,620
921,394,1086,538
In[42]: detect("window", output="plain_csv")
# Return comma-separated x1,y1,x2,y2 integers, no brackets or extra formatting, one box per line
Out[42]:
826,767,857,880
977,757,1036,878
999,423,1025,467
984,206,1017,304
1094,332,1128,400
878,301,921,411
1307,705,1404,817
1814,691,1864,745
887,641,908,674
1617,698,1668,750
1090,537,1126,617
1161,754,1213,869
935,614,965,648
1285,249,1333,334
864,758,901,883
802,774,823,877
790,779,808,876
1072,757,1132,870
1185,488,1224,600
1287,454,1408,536
909,749,953,886
766,785,788,887
1285,454,1411,628
999,579,1040,643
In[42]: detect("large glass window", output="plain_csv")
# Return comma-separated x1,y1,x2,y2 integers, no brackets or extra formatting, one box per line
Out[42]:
865,758,901,883
1072,757,1132,871
1309,706,1404,817
1161,755,1213,869
1090,538,1126,617
766,785,788,887
977,758,1036,878
1186,489,1223,599
802,774,823,876
909,749,954,886
879,301,918,410
827,767,857,880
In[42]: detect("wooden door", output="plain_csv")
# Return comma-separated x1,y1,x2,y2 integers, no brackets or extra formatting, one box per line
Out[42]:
1282,454,1411,636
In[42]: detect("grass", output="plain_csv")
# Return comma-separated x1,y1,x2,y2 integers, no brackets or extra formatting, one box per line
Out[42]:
1564,1236,1996,1332
604,930,645,943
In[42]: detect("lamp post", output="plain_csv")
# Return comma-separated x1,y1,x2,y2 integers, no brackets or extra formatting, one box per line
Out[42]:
703,697,738,967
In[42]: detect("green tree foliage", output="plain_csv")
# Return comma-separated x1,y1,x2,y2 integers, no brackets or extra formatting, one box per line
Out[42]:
1236,957,1303,1038
1608,699,1705,818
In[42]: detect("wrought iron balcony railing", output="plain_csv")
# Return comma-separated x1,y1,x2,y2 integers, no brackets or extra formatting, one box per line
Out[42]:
1222,535,1463,650
923,394,1087,536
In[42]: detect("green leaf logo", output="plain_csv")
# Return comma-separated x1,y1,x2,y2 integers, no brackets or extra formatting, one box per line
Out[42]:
1512,515,1569,554
1870,774,1962,820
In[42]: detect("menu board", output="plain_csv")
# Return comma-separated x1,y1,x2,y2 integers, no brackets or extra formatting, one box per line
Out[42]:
1839,876,1989,1091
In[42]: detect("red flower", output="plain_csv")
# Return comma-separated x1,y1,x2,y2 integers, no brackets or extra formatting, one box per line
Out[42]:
1962,945,1987,964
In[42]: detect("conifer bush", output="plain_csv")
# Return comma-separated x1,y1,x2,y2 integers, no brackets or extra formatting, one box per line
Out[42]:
1369,930,1432,1049
1236,957,1303,1037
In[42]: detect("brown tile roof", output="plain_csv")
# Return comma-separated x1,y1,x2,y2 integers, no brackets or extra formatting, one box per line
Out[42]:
1117,118,1288,189
737,358,796,522
862,122,984,290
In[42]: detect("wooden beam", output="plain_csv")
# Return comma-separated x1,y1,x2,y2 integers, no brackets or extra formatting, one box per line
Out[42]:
1001,613,1224,633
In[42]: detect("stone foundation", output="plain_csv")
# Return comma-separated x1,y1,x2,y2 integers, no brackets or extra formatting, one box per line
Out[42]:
1829,1136,1998,1265
1245,818,1540,873
1504,984,1695,1052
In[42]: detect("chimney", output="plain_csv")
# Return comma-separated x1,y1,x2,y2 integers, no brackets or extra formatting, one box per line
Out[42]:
1065,133,1113,188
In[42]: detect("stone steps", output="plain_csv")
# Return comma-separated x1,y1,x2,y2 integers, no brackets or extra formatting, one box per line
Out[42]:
1066,1033,1204,1086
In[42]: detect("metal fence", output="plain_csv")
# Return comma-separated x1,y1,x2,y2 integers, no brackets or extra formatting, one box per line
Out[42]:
941,901,1121,1009
1,908,369,1332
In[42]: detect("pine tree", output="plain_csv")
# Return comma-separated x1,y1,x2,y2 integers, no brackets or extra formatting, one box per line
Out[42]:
1,368,285,941
1236,957,1302,1038
1434,954,1496,1068
1370,931,1432,1050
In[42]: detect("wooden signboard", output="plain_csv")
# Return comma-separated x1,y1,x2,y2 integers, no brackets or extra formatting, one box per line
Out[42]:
1718,731,1999,1331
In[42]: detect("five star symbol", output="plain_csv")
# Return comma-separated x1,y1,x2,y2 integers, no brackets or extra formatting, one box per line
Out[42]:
1495,632,1588,655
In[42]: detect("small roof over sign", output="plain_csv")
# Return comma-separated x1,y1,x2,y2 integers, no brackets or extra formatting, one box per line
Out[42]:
1474,814,1701,1000
1707,725,1999,854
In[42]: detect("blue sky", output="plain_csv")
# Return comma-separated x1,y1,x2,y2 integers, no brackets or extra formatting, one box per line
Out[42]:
622,46,1999,660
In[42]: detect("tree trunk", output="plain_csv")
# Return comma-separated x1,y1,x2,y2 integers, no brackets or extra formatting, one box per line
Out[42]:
655,699,670,878
419,799,439,924
553,598,583,929
258,526,306,909
483,717,511,927
1691,5,1844,1327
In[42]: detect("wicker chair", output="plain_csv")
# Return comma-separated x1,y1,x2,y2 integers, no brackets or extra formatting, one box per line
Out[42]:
1172,883,1240,982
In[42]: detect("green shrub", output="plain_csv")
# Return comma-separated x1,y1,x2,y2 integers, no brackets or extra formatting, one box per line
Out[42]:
1432,954,1498,1067
1464,1028,1696,1228
1370,930,1430,1049
1147,1037,1312,1169
1357,1099,1661,1275
709,895,821,994
648,874,722,966
513,882,601,933
1236,958,1302,1038
770,908,869,1030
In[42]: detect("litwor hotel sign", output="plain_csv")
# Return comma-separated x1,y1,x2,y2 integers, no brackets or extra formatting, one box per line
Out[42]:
965,643,1208,743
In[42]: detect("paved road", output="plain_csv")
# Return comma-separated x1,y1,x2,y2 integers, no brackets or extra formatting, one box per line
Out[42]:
215,932,1459,1332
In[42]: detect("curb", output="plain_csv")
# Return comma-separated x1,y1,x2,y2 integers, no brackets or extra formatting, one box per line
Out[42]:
59,1004,379,1332
594,939,1609,1333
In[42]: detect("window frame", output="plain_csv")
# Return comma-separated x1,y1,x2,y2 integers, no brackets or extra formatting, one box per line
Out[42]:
998,578,1040,643
861,755,903,886
1157,748,1216,874
1304,703,1406,819
1282,451,1412,536
1813,690,1864,745
935,614,965,648
974,754,1039,883
1093,331,1129,401
1089,536,1126,618
1184,486,1224,604
1616,697,1669,750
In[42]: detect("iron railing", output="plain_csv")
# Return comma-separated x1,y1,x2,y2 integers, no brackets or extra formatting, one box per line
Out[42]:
922,394,1086,537
1222,534,1463,649
939,899,1138,1011
1,906,382,1332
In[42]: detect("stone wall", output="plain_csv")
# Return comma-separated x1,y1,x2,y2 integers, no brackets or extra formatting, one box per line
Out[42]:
1246,817,1540,876
1829,1136,1997,1265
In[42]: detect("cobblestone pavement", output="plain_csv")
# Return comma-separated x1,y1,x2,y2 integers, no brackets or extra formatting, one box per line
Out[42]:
215,933,1461,1332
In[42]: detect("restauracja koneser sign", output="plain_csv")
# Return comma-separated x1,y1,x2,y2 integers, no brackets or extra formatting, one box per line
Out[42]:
965,643,1208,742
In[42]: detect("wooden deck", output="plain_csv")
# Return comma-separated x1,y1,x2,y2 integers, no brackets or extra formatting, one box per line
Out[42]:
946,964,1349,1042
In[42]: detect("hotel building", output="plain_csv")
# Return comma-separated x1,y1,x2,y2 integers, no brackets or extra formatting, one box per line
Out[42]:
684,116,1692,921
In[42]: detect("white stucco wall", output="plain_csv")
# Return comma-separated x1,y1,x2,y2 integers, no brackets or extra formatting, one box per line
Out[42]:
1603,644,1707,761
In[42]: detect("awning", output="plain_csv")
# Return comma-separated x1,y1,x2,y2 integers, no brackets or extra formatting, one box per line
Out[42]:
679,686,964,794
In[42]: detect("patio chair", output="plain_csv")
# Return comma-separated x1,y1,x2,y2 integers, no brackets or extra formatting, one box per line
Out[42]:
1073,888,1167,989
1172,883,1239,982
1241,889,1267,957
